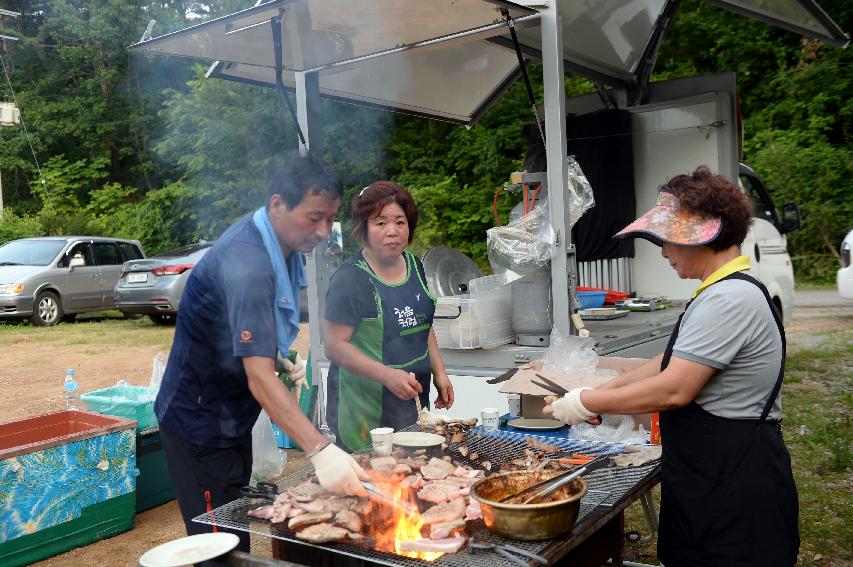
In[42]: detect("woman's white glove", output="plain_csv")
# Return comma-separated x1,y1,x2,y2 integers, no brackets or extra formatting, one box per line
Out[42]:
543,387,597,425
276,352,307,388
309,443,369,497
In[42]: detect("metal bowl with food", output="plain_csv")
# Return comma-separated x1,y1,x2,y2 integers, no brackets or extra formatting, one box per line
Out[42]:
470,470,587,541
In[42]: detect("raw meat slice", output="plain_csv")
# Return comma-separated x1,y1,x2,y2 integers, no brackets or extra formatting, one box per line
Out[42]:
247,505,275,520
429,519,466,539
294,523,349,543
399,536,467,554
288,511,334,530
420,498,465,525
271,502,291,524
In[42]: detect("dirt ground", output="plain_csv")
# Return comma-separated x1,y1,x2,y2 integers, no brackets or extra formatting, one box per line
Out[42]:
6,294,851,566
3,322,311,567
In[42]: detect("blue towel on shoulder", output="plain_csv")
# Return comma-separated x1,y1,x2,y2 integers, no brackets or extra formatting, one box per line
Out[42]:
252,207,307,357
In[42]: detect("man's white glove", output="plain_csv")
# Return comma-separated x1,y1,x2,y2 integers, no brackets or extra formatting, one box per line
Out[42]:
543,387,597,425
309,443,369,497
276,352,307,388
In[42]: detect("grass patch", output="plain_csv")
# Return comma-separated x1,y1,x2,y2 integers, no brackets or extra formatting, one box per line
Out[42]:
0,310,173,351
623,327,853,565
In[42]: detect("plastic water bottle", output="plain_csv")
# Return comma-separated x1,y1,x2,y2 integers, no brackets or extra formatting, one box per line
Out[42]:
64,368,79,410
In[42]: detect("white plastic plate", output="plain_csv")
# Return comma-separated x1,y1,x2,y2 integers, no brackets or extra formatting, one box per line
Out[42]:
392,431,445,448
139,532,240,567
508,418,565,431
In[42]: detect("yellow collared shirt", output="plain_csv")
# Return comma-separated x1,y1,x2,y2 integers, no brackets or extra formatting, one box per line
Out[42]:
692,255,751,299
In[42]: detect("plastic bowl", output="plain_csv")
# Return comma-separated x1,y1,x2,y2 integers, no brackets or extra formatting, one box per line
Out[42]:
577,291,606,309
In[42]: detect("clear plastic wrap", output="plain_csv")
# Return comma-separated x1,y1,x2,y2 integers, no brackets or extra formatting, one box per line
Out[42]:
541,327,618,376
487,200,555,274
566,156,595,227
569,414,648,444
251,409,287,483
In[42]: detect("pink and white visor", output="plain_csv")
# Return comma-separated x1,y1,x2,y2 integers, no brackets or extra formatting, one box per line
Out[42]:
614,188,722,246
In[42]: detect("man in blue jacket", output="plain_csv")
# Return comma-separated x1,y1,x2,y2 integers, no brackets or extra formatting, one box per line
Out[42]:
155,152,367,557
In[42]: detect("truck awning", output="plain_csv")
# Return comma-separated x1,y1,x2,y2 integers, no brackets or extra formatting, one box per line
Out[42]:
129,0,848,123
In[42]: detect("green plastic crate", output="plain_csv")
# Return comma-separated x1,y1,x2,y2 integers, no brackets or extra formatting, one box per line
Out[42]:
0,492,135,567
136,429,175,512
81,384,158,431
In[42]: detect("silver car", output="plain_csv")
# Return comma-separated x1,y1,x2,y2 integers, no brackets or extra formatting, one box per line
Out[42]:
114,241,213,325
0,236,146,326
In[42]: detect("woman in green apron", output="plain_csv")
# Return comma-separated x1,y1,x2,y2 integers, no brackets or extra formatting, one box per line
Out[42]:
544,166,799,567
324,181,454,452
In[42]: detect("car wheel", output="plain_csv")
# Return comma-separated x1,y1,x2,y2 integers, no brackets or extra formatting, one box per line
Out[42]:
31,291,63,327
149,314,176,326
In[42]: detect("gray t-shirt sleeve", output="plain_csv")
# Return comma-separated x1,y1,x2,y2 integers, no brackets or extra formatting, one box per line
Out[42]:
672,291,751,369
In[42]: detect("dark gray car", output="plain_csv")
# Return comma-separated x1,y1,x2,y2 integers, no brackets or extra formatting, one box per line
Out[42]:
0,236,146,326
114,241,213,325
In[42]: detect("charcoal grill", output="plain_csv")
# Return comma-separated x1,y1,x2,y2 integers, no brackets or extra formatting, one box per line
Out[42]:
193,427,659,566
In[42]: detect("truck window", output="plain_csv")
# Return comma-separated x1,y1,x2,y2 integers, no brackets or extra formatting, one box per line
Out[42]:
740,174,777,225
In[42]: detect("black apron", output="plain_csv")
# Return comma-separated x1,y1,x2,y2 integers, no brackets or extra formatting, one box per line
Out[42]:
658,272,799,567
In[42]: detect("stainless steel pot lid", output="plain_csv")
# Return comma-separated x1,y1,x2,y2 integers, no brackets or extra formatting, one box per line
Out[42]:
422,246,483,296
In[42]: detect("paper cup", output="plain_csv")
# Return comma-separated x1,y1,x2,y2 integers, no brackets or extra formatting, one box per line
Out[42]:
507,394,521,417
481,408,500,431
370,427,394,454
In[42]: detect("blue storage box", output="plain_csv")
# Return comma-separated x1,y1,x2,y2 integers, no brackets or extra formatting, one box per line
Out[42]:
578,291,607,309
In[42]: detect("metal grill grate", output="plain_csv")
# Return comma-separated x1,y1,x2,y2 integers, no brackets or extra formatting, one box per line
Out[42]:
193,427,658,567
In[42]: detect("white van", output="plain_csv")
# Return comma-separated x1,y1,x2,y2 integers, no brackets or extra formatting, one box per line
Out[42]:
738,164,801,322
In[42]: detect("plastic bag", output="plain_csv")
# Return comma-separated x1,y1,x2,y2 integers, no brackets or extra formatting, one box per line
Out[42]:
251,409,287,483
149,352,167,394
569,414,648,444
487,200,555,275
566,156,595,228
541,327,615,375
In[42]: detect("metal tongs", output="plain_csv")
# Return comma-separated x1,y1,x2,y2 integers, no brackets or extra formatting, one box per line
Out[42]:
240,481,279,501
531,373,568,395
532,373,602,423
469,539,548,566
362,481,417,516
499,456,611,505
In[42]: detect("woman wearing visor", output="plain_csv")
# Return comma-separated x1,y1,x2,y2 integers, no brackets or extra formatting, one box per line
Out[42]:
324,181,454,452
544,166,799,567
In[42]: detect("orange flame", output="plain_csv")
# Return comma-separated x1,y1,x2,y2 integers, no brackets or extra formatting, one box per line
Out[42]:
367,472,444,562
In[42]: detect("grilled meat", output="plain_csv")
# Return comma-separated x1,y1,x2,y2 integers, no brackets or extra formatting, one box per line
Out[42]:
294,523,350,543
287,481,328,502
288,511,334,530
420,498,466,525
334,509,363,533
429,519,466,539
